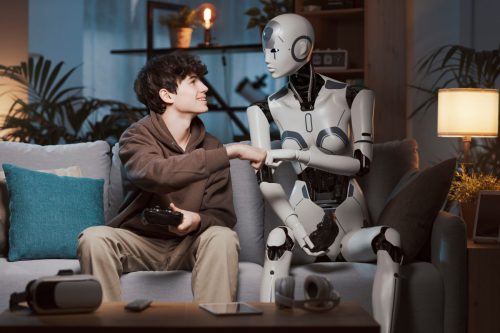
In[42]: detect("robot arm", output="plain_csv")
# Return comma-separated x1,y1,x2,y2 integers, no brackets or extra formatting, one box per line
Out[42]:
247,103,275,182
247,104,271,151
265,146,360,176
350,89,374,176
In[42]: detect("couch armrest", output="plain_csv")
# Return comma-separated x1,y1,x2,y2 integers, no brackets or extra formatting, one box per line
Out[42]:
430,210,467,333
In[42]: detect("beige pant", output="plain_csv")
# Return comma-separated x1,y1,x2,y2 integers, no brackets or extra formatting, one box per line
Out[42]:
77,225,239,303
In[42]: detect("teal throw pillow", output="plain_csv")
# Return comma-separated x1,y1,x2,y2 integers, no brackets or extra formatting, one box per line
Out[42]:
3,163,104,261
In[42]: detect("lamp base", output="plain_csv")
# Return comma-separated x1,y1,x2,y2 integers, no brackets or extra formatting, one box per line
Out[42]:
197,28,216,48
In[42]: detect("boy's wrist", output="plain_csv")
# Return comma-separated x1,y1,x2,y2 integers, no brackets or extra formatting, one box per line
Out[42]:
225,145,241,159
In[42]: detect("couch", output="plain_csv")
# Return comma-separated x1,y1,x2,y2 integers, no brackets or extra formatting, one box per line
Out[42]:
0,139,466,333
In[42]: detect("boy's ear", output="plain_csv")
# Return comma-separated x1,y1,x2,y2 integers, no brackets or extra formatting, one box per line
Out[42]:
159,88,174,104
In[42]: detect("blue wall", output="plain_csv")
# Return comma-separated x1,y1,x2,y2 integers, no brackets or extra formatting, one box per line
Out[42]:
29,0,84,90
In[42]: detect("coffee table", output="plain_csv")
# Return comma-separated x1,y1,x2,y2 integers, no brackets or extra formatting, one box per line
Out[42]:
0,301,379,332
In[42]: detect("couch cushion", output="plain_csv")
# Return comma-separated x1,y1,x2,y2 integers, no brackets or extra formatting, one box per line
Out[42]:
109,143,124,220
228,144,265,265
0,258,81,311
120,262,262,302
377,158,456,262
0,141,112,223
0,166,82,257
3,164,105,261
358,139,419,224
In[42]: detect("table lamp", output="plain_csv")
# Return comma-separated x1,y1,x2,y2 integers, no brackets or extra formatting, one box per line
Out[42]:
437,88,499,165
197,3,216,47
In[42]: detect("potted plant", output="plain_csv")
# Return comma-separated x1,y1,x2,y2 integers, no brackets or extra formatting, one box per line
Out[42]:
245,0,293,34
0,56,143,145
448,165,500,237
159,6,197,48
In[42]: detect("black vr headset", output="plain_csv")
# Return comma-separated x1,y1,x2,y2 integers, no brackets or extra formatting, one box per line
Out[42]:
275,275,340,312
10,270,102,314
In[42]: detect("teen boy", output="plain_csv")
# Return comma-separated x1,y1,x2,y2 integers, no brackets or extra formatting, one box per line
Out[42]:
77,52,266,303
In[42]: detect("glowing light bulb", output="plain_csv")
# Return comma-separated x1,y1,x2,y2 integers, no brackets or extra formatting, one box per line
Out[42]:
203,8,212,29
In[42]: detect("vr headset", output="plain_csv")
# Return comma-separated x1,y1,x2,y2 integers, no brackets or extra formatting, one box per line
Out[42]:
275,275,340,312
10,270,102,314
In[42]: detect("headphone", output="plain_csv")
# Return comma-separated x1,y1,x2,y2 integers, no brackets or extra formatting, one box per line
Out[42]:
275,275,340,312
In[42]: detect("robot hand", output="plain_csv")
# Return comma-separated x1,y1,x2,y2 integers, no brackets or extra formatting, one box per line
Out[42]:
296,235,328,257
265,149,298,168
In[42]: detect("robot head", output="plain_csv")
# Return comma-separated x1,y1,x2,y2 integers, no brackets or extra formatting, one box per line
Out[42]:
262,13,315,78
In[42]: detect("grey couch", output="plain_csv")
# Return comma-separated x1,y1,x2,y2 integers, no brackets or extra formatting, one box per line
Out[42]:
0,139,466,333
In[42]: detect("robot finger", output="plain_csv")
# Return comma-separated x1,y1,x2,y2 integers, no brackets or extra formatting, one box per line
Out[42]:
302,246,327,257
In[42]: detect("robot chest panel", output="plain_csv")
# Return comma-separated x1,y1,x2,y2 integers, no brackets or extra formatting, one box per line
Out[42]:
270,89,350,154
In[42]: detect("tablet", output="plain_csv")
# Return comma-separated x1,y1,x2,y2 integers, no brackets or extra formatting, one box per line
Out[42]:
199,302,263,316
473,190,500,243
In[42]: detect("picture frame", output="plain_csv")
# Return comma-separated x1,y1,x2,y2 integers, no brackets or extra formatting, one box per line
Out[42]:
472,190,500,243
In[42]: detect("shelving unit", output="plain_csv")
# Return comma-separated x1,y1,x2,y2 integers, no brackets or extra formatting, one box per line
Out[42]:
294,2,365,82
294,0,407,143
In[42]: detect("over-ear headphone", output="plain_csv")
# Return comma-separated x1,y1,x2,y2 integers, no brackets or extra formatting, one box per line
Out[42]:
275,275,340,312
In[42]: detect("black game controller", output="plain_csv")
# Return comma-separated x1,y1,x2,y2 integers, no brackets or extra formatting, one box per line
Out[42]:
141,206,183,227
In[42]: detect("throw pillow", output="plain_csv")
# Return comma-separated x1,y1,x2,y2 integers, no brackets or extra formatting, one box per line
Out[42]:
3,163,104,261
0,141,112,221
376,158,456,263
0,166,82,257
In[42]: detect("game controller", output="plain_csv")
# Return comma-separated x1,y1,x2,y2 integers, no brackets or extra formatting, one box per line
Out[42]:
141,206,183,227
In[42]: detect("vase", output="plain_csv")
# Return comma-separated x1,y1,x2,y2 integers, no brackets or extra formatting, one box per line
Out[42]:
460,200,478,239
169,27,193,48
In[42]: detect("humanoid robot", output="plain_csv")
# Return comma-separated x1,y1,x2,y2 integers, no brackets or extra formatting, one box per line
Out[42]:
246,14,402,333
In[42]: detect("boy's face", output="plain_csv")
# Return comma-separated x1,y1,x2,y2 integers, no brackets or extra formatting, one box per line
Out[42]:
169,74,208,114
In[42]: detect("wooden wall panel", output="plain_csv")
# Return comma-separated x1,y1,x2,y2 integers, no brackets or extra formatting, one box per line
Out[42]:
365,0,407,143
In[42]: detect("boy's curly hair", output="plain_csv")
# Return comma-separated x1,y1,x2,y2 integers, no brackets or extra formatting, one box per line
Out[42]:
134,52,208,114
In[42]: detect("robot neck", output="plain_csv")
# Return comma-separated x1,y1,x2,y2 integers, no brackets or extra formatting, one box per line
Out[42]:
288,61,324,111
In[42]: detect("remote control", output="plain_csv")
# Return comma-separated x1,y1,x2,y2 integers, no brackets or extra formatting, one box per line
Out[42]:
125,299,152,312
141,206,183,227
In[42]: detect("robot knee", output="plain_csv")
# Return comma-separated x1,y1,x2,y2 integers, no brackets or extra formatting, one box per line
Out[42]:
373,227,403,264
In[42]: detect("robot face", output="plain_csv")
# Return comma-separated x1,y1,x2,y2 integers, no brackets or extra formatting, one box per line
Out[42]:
261,14,315,78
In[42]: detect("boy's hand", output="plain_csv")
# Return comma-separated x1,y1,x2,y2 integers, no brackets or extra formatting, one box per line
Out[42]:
226,144,267,169
167,203,201,236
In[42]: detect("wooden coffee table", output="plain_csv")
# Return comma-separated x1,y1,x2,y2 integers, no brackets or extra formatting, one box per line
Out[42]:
0,301,379,332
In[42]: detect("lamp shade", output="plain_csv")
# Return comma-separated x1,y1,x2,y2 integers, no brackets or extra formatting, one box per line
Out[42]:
437,88,499,137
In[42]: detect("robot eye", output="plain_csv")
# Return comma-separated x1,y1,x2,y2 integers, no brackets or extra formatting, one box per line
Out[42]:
270,48,279,59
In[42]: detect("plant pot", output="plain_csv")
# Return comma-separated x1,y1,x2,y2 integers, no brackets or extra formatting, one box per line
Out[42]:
460,200,478,239
169,27,193,48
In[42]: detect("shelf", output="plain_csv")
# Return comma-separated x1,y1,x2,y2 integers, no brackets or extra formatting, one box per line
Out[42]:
315,68,364,79
111,43,262,56
297,8,364,18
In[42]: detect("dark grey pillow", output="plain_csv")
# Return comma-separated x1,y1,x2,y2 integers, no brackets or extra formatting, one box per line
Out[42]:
376,158,456,263
358,139,419,225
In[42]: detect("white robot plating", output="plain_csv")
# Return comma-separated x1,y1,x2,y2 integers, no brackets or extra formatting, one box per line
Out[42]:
247,13,403,333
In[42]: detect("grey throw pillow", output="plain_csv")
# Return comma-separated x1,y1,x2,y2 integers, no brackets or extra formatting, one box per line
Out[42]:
376,158,456,263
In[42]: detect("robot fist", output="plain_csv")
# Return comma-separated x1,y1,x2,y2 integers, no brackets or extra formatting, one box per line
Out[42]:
265,149,298,168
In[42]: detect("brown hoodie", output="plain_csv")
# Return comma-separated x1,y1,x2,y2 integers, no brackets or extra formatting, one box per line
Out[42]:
108,111,236,265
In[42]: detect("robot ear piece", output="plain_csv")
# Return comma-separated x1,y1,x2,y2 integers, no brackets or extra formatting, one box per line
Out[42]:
304,275,332,300
275,275,340,312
